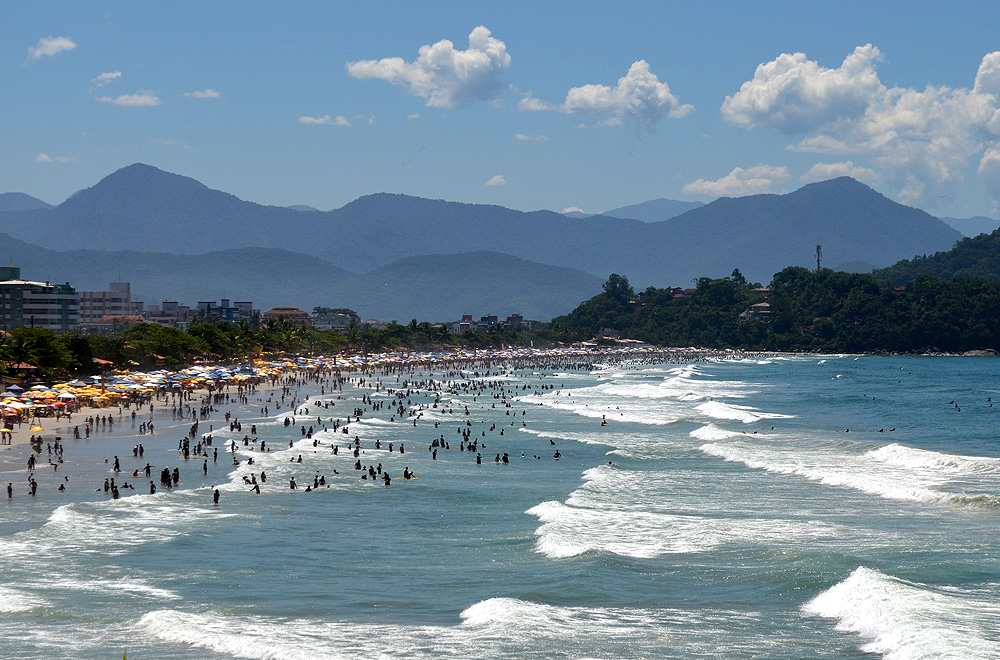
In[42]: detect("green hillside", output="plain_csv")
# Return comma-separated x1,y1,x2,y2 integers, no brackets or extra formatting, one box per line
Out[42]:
874,229,1000,284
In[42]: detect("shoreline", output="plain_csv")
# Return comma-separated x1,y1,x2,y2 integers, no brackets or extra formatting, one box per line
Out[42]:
2,403,113,450
8,343,988,453
0,376,319,500
1,346,728,498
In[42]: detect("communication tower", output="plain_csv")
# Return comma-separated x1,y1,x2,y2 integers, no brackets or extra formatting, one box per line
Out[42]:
816,244,822,271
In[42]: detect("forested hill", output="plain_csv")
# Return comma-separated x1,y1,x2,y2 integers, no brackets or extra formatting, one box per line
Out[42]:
874,229,1000,284
553,269,1000,353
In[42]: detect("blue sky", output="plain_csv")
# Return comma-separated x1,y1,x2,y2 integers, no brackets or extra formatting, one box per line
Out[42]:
5,1,1000,219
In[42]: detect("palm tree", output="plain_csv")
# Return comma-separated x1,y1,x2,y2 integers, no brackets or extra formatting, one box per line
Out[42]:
0,332,11,378
233,320,261,357
345,318,362,350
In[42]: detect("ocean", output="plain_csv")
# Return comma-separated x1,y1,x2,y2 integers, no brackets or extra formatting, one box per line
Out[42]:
1,354,998,659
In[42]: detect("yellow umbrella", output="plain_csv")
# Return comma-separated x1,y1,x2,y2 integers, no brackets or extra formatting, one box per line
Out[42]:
1,428,12,433
30,426,44,432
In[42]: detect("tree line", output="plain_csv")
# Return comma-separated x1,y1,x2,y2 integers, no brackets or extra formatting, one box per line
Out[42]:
0,316,549,380
873,227,1000,284
552,267,1000,353
8,264,1000,381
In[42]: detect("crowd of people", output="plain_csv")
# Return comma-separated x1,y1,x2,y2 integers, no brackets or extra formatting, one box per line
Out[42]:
6,347,734,501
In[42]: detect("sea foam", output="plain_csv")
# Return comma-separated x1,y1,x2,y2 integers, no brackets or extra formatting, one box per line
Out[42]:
701,440,1000,508
138,598,766,659
804,567,1000,660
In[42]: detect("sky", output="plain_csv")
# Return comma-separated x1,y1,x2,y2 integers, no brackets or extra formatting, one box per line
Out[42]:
5,1,1000,219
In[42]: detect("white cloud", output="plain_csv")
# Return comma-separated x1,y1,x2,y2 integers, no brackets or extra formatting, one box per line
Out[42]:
407,113,421,119
298,114,350,126
485,174,507,186
800,161,882,185
518,96,555,112
96,91,162,107
184,89,220,99
346,26,510,109
90,71,121,88
515,133,547,141
978,149,1000,211
28,36,76,61
562,60,693,129
722,45,884,133
35,153,77,163
562,206,585,214
682,165,790,197
723,45,1000,206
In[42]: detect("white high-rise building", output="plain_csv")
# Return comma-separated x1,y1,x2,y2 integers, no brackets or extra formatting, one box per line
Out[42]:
0,266,79,332
78,282,138,324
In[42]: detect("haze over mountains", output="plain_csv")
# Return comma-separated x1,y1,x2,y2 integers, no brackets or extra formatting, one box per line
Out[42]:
938,216,999,238
0,229,602,323
0,163,968,321
563,198,704,222
0,192,53,212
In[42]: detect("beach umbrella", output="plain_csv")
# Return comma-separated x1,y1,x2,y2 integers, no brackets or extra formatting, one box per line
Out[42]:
30,426,44,432
56,392,77,399
5,385,23,392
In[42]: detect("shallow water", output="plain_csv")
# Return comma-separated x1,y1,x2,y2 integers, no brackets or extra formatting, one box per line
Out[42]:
1,355,998,659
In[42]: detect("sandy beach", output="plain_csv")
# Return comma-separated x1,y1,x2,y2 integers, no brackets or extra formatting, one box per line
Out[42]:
1,347,724,500
2,403,113,450
0,376,312,502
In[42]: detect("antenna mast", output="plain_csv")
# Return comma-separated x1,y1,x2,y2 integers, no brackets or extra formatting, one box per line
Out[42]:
816,244,822,271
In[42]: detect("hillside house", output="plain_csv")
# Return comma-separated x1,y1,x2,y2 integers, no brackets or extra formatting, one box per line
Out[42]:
738,302,772,322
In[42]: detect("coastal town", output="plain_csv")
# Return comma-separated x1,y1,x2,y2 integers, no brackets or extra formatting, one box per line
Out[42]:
0,264,535,337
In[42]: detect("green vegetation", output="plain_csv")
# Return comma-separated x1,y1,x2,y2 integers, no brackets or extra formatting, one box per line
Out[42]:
8,260,1000,382
874,228,1000,284
0,316,551,380
312,307,359,323
553,269,1000,353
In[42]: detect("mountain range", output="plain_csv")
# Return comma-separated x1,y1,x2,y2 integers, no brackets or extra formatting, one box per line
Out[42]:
0,229,603,322
563,198,704,222
0,163,967,320
0,192,53,212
